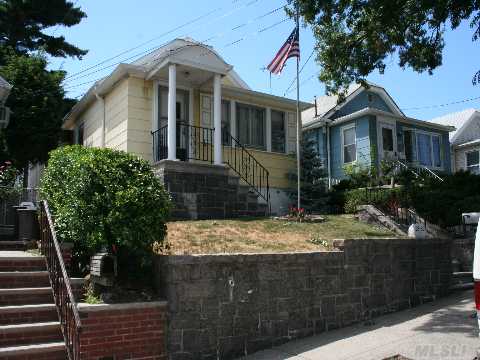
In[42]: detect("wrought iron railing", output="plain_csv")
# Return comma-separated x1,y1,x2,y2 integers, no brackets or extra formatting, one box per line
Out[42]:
152,124,214,163
152,125,270,207
223,131,270,205
392,160,443,182
364,187,427,230
39,200,81,360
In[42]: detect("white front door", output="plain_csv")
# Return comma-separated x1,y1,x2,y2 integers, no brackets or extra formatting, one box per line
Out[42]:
378,121,397,161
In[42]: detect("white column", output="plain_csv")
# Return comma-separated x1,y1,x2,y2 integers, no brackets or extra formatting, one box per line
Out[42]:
167,64,177,161
213,73,222,165
266,107,272,152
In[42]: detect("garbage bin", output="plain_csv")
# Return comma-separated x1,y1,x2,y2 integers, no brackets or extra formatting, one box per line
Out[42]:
12,205,27,240
17,208,39,241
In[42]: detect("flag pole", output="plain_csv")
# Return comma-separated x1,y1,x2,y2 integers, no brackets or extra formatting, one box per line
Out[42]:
295,3,301,210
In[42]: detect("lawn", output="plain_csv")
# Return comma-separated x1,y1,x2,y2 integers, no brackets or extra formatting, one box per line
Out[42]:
163,215,395,255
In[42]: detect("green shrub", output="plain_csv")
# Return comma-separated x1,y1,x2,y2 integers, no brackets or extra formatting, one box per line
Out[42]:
40,145,171,277
408,171,480,227
343,187,405,214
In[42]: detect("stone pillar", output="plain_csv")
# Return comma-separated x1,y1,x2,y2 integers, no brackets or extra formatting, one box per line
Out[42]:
168,64,177,161
213,73,222,165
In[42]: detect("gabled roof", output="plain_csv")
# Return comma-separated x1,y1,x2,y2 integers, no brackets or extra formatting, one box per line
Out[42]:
429,108,478,143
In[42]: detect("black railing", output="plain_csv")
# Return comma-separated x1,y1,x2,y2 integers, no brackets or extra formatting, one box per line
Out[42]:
152,125,270,207
40,201,81,360
152,124,214,163
364,187,427,230
223,131,270,205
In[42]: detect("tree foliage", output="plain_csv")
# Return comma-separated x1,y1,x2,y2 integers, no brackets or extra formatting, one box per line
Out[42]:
40,146,172,276
0,52,68,169
0,0,87,61
290,0,480,95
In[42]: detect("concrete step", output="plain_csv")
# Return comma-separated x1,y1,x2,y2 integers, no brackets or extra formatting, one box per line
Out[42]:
0,321,62,347
0,341,66,359
0,304,57,325
0,256,45,272
0,271,50,289
0,288,53,306
0,241,28,251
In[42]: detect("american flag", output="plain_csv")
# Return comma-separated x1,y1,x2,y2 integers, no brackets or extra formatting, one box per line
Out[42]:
267,27,300,75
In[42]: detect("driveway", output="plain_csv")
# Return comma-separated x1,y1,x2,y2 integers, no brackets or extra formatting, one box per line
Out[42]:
242,290,478,360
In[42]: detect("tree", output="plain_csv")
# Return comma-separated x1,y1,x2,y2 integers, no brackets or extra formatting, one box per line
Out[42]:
290,0,480,96
0,0,87,61
0,52,68,173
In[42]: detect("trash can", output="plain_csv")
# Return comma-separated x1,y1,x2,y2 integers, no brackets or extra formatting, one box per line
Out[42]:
17,208,39,241
12,205,27,240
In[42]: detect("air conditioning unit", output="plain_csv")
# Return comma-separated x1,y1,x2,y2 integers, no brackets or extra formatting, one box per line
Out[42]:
0,106,10,129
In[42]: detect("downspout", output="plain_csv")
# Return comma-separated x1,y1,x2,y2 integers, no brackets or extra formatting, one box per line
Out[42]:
326,122,331,190
95,88,106,148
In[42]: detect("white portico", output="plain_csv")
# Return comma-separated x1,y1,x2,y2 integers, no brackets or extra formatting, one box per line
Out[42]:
143,39,234,165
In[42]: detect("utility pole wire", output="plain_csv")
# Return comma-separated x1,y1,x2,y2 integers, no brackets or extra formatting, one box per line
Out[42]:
284,48,314,96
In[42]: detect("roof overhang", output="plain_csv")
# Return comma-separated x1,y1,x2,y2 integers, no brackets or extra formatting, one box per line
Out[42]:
303,107,455,132
455,139,480,149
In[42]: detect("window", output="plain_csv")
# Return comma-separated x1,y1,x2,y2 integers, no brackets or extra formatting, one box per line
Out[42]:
342,126,356,163
417,132,442,168
221,100,231,145
382,127,394,151
271,110,286,153
236,103,266,150
76,123,84,145
466,150,480,174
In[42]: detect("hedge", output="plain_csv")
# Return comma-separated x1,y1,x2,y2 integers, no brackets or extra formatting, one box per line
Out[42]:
40,145,171,277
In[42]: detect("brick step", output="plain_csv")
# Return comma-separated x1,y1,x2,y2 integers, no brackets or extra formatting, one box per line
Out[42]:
0,322,62,347
0,257,45,272
0,242,28,251
0,304,57,325
0,341,66,360
0,272,50,288
0,288,53,306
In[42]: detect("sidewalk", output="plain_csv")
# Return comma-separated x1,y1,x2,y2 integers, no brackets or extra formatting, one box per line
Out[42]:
242,290,478,360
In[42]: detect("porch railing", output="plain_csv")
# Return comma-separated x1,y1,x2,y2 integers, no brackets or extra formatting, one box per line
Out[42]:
223,131,270,204
39,200,81,360
152,124,214,163
151,125,270,206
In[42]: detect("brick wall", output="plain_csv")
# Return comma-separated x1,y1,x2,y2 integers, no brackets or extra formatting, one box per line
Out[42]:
78,301,168,360
155,238,452,360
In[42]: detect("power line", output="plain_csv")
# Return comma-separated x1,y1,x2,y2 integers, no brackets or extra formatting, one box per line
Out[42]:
283,48,315,96
64,7,288,88
284,72,318,95
401,95,480,111
64,0,262,82
65,16,290,93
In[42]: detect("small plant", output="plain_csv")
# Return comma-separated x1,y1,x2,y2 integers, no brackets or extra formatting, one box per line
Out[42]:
288,205,306,221
84,283,102,304
308,234,329,248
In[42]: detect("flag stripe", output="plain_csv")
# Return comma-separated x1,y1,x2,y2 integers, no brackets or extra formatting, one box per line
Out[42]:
267,28,300,75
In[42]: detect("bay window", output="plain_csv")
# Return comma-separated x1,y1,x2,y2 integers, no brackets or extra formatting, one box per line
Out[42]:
271,110,286,153
236,103,266,150
417,132,442,168
342,125,356,164
466,150,480,174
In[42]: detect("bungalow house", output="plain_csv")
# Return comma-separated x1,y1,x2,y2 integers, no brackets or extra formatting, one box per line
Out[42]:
301,83,454,185
62,38,311,218
429,108,480,174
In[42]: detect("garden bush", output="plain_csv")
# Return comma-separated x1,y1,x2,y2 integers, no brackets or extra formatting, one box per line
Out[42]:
40,145,171,278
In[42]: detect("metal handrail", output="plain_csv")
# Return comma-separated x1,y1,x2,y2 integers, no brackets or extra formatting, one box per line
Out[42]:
223,131,270,206
40,200,81,360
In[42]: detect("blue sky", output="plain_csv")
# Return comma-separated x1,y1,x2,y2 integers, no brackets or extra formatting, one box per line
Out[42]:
49,0,480,120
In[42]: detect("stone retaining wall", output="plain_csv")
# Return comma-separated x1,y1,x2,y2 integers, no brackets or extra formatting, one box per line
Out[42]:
155,238,452,360
78,301,167,360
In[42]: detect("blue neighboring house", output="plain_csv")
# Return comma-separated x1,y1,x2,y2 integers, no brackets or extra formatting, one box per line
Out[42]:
301,82,455,185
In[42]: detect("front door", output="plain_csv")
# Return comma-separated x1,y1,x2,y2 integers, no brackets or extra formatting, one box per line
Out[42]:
378,121,397,161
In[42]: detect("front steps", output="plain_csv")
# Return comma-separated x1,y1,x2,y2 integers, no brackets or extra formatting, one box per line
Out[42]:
0,254,66,359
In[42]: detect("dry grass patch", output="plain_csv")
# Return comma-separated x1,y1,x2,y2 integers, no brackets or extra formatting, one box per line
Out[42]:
163,215,395,255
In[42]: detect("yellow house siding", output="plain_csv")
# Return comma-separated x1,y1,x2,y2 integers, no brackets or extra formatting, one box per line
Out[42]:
126,77,153,161
104,78,128,152
77,97,103,147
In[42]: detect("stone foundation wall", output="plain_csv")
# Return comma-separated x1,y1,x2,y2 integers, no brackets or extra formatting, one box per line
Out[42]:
155,238,452,360
153,160,267,220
